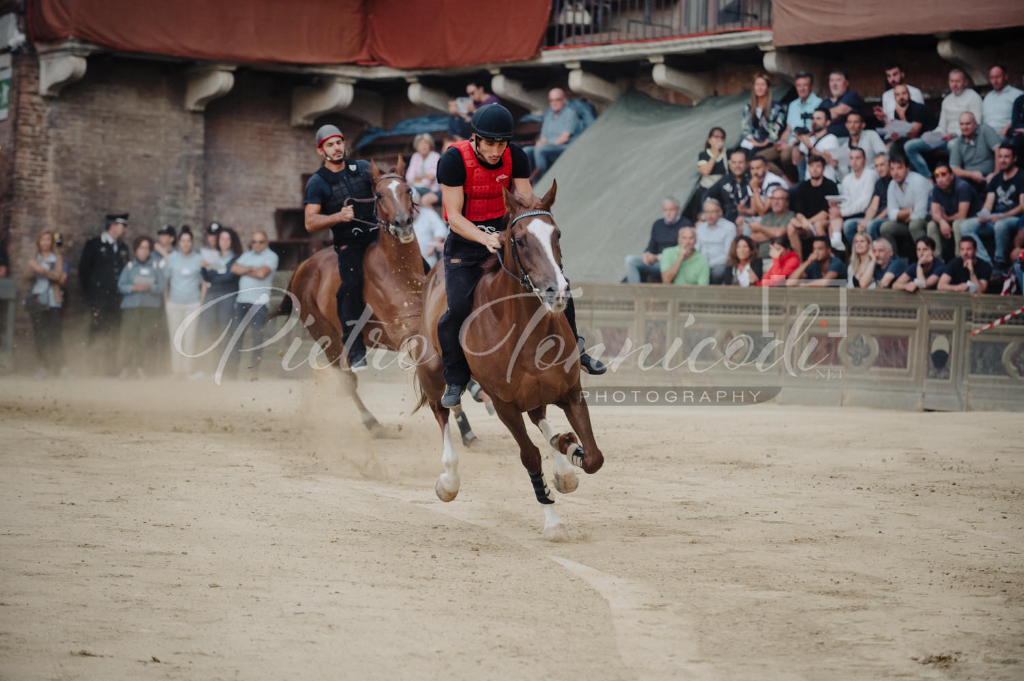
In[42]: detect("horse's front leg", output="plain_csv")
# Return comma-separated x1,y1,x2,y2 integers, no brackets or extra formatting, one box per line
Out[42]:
493,401,568,542
558,387,604,474
429,402,460,502
528,407,579,494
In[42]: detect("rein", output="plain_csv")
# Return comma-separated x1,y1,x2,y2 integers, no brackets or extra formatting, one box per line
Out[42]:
344,173,418,232
498,210,554,293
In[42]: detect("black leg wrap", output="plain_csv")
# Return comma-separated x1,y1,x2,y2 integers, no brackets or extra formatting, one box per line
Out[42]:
453,410,476,444
569,445,585,469
529,470,555,504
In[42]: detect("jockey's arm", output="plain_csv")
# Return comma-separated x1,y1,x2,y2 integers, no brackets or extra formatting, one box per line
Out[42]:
513,178,534,202
304,203,352,233
441,184,495,247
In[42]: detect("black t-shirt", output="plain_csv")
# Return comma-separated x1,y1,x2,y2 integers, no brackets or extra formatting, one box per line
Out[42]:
707,172,751,221
872,176,889,213
945,257,993,286
792,177,840,218
436,142,530,188
931,178,981,218
987,169,1024,214
901,101,939,131
697,150,726,176
646,218,693,255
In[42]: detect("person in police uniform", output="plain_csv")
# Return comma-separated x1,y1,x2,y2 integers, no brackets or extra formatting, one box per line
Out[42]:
79,213,130,375
436,105,606,408
303,125,377,371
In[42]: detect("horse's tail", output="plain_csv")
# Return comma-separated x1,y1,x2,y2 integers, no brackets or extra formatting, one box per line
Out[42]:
270,268,299,320
411,371,428,414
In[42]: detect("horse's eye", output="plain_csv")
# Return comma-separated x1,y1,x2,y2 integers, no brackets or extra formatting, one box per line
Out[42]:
516,237,526,248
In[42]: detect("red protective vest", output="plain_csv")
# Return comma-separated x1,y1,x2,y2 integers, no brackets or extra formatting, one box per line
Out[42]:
445,140,512,223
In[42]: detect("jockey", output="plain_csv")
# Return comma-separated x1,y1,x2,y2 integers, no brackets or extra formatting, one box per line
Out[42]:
436,105,606,408
303,124,375,371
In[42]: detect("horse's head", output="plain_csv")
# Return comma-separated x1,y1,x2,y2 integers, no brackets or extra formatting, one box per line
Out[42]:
503,181,567,314
370,158,416,244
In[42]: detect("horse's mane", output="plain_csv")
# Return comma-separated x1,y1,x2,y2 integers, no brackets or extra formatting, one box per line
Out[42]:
482,254,501,274
478,192,548,275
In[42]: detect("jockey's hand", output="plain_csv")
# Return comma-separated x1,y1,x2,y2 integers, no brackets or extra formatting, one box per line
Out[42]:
481,232,501,254
337,206,355,223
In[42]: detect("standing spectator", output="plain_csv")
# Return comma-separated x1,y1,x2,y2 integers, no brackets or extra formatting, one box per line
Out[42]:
878,63,925,121
623,197,691,283
163,226,206,378
787,155,839,257
153,225,175,263
959,143,1024,270
204,222,221,251
465,82,499,110
847,232,874,288
740,74,787,174
406,134,441,209
78,213,129,376
982,65,1022,139
795,109,840,182
706,148,751,224
117,235,165,380
413,206,449,270
694,198,736,284
660,226,710,286
201,227,242,375
446,99,472,140
749,187,795,257
24,231,68,379
231,230,279,380
778,71,822,182
787,235,847,286
926,162,981,262
523,88,580,182
721,236,762,286
817,70,864,137
893,236,946,291
838,112,886,180
905,69,983,178
854,238,907,289
880,155,931,259
757,236,801,287
697,127,727,191
835,147,879,249
949,112,1002,189
877,83,937,143
938,236,991,293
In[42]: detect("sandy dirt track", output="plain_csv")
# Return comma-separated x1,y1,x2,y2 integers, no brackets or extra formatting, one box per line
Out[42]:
1,373,1021,681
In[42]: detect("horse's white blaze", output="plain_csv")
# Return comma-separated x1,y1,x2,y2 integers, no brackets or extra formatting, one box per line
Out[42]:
526,219,568,296
387,179,401,205
538,418,574,477
439,423,460,494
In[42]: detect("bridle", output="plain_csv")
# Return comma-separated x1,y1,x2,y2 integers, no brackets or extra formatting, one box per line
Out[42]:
499,210,555,293
344,173,419,237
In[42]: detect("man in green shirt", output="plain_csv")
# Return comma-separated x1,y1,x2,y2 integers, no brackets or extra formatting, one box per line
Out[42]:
660,226,711,285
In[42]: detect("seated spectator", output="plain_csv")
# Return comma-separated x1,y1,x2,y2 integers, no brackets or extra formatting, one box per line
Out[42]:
982,65,1022,139
949,112,1002,190
938,235,991,293
854,238,907,289
926,162,982,262
446,100,472,140
838,112,886,180
741,74,787,175
786,155,839,257
523,88,580,182
959,143,1024,270
413,205,449,270
834,147,879,250
231,231,279,379
795,109,840,182
778,71,821,182
893,236,945,291
1011,74,1024,157
406,134,441,209
817,70,864,138
845,153,892,246
624,197,692,283
24,231,68,379
905,68,983,178
722,235,762,286
847,232,874,288
1004,250,1023,294
749,187,795,257
758,236,800,286
877,83,937,143
117,235,166,380
697,127,727,190
694,198,736,284
660,226,710,286
787,235,848,286
706,148,751,224
878,63,925,122
465,82,499,111
740,156,788,233
880,154,930,259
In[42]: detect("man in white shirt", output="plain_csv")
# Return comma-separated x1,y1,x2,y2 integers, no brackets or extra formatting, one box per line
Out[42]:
231,231,279,379
904,68,984,178
795,109,840,182
982,65,1023,139
776,71,822,182
880,155,932,258
878,63,925,121
832,147,879,251
837,111,886,181
694,198,737,284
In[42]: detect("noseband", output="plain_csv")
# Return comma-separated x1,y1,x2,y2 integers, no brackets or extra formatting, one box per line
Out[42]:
501,210,555,293
344,173,418,236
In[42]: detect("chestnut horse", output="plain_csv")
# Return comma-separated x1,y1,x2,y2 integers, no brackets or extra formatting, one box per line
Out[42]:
274,158,483,444
415,182,604,541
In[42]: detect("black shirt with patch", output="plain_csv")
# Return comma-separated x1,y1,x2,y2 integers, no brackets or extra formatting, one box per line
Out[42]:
986,169,1024,214
706,172,752,222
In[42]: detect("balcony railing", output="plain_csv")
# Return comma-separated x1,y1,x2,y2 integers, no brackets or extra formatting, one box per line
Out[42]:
544,0,772,49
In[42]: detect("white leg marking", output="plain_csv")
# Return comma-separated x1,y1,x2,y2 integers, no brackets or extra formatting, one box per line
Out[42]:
526,219,568,296
538,418,579,494
542,504,568,543
435,423,460,502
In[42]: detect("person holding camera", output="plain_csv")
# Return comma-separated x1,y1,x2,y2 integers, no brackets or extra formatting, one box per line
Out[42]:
777,72,822,182
25,231,69,379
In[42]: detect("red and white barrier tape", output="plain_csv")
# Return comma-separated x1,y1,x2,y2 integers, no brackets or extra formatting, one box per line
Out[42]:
971,304,1024,336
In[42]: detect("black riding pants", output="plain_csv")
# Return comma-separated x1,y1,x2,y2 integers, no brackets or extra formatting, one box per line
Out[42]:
335,241,371,359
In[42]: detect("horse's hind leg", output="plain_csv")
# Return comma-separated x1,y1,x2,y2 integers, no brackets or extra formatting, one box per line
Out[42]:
451,405,483,449
527,407,579,495
430,401,460,502
494,401,568,542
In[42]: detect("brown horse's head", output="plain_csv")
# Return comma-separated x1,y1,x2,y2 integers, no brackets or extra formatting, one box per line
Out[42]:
370,157,416,244
503,181,567,313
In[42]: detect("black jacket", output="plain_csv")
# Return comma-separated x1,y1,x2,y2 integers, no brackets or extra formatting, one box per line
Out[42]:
722,258,764,286
78,235,129,307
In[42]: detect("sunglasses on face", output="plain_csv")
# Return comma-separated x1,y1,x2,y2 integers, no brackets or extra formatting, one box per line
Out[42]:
252,240,267,245
934,170,949,178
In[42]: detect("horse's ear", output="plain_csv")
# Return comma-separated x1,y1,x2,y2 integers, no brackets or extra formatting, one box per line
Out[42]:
395,155,406,176
370,160,381,181
539,179,557,211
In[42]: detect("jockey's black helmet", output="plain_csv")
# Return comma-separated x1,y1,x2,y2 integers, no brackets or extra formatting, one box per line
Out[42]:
471,105,515,141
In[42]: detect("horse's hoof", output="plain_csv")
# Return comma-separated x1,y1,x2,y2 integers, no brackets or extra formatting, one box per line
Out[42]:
435,476,459,502
465,437,486,451
543,523,569,542
553,471,579,494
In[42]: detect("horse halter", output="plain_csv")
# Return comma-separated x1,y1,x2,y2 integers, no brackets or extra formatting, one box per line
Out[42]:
501,210,555,293
343,173,418,236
